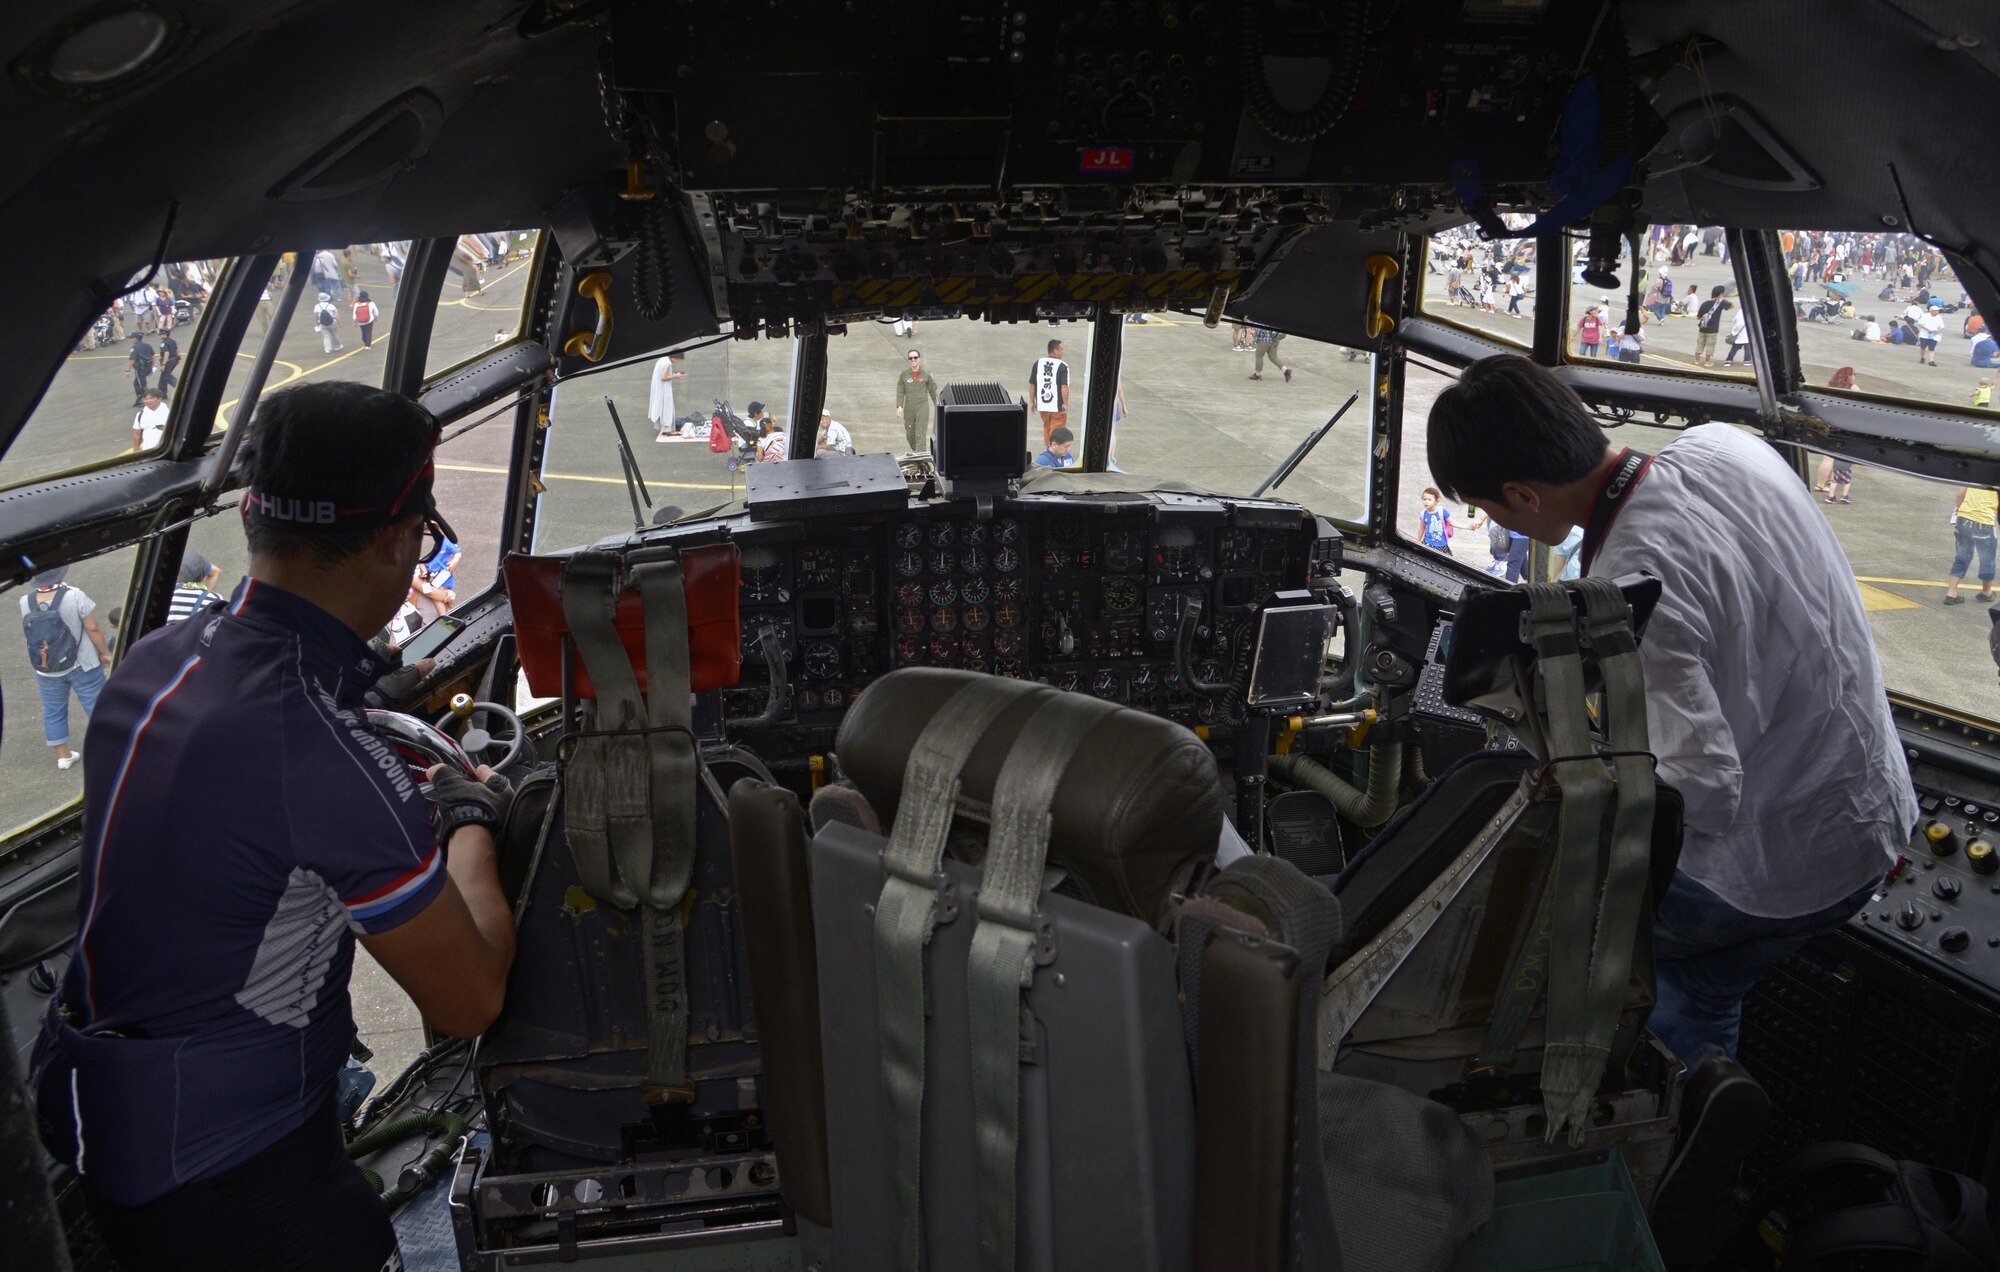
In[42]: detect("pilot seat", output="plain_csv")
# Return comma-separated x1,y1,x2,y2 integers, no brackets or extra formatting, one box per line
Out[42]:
730,576,1688,1272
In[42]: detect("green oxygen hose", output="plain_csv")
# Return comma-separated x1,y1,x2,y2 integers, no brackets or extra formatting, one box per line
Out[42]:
347,1108,471,1201
1268,743,1404,830
346,1108,468,1159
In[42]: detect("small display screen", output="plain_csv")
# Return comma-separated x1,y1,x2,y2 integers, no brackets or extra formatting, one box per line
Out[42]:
1248,603,1336,706
400,615,465,664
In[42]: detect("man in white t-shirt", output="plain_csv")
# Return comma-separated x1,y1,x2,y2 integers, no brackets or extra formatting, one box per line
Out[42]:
1918,304,1945,366
131,388,169,452
816,409,853,454
1031,338,1070,447
312,292,343,354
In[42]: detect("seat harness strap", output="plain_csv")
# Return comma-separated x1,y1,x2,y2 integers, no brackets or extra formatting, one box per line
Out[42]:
1521,579,1655,1143
874,680,1047,1272
558,548,700,1099
966,692,1101,1272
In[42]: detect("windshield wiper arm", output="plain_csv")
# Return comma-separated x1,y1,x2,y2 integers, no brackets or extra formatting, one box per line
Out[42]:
601,396,653,532
1252,390,1360,498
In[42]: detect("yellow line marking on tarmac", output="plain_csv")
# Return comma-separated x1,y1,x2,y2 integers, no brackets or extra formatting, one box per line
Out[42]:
1854,574,1956,588
435,259,534,310
436,461,735,493
1856,581,1924,612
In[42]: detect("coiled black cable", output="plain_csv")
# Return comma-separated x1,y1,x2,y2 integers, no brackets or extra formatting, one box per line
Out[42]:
630,192,674,322
1238,0,1368,144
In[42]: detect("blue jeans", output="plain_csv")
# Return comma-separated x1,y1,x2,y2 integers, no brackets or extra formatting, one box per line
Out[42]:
1502,532,1531,583
35,662,104,746
1649,869,1876,1064
1950,518,1997,583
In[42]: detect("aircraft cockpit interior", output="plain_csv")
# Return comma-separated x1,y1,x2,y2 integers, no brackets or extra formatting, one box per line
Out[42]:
6,3,2000,1270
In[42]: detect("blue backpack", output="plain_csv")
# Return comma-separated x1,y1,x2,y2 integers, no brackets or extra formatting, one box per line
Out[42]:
23,586,80,673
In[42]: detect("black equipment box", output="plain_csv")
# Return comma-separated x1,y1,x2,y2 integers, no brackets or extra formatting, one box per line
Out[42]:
933,382,1027,495
746,451,910,522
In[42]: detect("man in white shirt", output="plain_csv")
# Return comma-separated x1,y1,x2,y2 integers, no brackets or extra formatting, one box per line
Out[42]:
131,388,169,451
816,409,853,454
1427,355,1915,1068
1031,338,1070,447
1918,303,1945,366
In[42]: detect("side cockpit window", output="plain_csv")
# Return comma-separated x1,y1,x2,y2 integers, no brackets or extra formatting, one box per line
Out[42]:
0,257,231,490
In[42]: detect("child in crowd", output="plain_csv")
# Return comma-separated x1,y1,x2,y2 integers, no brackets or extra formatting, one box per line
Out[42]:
1418,488,1454,554
352,290,379,349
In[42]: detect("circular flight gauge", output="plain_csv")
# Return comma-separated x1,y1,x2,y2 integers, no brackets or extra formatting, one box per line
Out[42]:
895,636,922,663
960,548,987,575
1153,525,1205,580
928,579,957,606
930,550,955,576
1042,549,1070,571
797,545,840,588
929,607,958,633
994,520,1022,545
739,546,787,602
894,551,923,578
1131,666,1159,694
824,687,845,709
894,524,924,550
929,523,956,547
930,634,959,662
896,607,927,634
994,629,1024,658
994,602,1024,629
993,548,1021,574
995,658,1025,679
994,576,1024,601
961,604,991,632
961,632,990,658
960,576,991,605
1047,514,1087,549
802,641,841,679
1103,530,1143,573
1102,578,1140,614
1092,670,1121,699
963,523,990,547
897,582,926,607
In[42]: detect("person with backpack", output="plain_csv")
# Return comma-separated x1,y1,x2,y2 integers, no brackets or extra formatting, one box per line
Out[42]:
312,291,343,354
19,565,114,771
351,290,380,349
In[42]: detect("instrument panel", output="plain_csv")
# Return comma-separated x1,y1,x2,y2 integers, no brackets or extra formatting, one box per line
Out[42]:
714,494,1328,737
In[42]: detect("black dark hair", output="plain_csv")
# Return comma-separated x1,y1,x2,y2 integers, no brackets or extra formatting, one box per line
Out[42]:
1426,355,1607,504
1710,284,1727,297
242,381,435,567
1049,427,1074,444
1046,339,1063,355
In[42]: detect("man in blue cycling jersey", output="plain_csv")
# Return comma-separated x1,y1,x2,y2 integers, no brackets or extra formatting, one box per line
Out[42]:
31,381,518,1271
